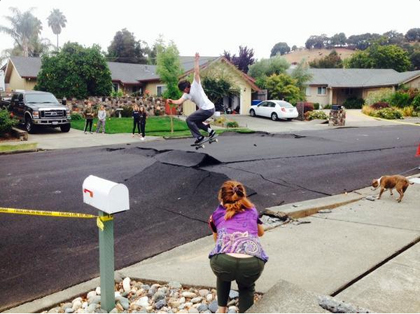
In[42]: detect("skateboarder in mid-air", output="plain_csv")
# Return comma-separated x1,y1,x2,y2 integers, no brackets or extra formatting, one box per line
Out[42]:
168,52,216,145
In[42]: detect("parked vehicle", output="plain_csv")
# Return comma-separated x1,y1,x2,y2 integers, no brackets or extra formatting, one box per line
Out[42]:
7,90,71,133
249,100,298,121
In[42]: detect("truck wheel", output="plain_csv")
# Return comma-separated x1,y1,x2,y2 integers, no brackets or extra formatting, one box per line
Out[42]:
25,117,35,133
60,124,71,132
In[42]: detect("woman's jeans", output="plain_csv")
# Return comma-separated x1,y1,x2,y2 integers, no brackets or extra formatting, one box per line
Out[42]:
210,254,265,313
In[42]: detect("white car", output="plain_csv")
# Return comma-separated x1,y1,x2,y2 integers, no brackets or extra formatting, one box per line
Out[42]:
249,100,298,121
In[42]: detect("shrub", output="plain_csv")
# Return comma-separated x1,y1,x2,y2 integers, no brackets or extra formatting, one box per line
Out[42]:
362,105,376,116
303,102,314,112
389,91,411,108
226,121,239,128
121,105,133,117
365,89,393,106
306,110,328,120
71,113,83,120
0,109,18,136
343,97,364,109
370,102,390,110
412,94,420,112
402,106,415,117
373,107,403,119
313,103,320,110
323,104,332,109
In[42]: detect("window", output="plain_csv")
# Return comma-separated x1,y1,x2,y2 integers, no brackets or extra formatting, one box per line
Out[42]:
157,85,166,96
345,88,353,95
306,86,311,96
112,83,119,92
317,87,326,95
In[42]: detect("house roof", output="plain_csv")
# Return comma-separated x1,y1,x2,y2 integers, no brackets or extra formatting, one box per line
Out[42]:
306,68,420,88
7,56,42,79
5,56,260,91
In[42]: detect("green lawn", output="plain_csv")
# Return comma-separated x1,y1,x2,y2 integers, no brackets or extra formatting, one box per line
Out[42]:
71,116,253,137
0,143,37,153
71,116,191,136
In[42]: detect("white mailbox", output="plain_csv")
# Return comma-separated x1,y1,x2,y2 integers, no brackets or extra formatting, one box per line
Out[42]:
83,175,129,214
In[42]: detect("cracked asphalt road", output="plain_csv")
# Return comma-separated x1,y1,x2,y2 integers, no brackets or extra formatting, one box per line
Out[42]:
0,125,419,311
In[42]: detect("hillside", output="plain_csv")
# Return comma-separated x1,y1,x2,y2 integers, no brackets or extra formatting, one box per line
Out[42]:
282,48,355,64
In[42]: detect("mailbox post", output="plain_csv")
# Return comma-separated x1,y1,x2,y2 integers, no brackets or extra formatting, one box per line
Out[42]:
83,175,129,312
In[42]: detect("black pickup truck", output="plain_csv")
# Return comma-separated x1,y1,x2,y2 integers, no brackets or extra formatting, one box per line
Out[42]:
8,90,71,133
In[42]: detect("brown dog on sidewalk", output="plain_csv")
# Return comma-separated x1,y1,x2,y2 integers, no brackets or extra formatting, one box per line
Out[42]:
371,175,414,203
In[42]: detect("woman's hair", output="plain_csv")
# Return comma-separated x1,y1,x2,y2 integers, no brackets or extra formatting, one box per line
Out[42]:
218,180,254,220
133,104,139,111
178,80,191,92
139,106,145,112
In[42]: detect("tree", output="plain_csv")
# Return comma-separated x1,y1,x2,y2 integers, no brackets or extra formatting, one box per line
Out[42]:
382,30,404,46
223,46,255,73
346,33,381,50
270,42,290,57
305,35,329,49
47,9,67,51
265,74,302,104
346,44,411,72
156,41,183,132
248,55,290,89
410,50,420,70
35,42,112,99
309,50,343,68
405,28,420,42
0,7,43,57
107,28,147,64
330,33,347,47
290,60,313,97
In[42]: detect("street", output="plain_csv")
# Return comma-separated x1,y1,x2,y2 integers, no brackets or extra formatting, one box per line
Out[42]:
0,124,419,311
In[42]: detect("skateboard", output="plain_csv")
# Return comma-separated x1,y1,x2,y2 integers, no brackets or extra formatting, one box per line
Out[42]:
191,135,218,150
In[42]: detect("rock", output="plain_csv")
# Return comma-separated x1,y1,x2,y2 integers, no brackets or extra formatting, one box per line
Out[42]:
123,277,131,293
182,292,197,298
191,297,203,304
209,300,218,313
155,299,167,310
197,304,209,312
188,308,199,313
198,289,209,297
86,304,97,313
229,290,239,299
62,303,73,310
153,291,166,302
119,297,130,310
64,308,74,313
206,294,213,302
89,296,101,305
116,302,124,311
179,297,186,304
109,308,118,313
95,287,101,295
87,291,96,300
135,296,149,308
71,300,82,311
229,306,239,312
48,307,60,313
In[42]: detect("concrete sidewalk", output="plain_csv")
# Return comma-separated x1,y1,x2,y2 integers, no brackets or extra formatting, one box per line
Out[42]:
8,176,420,313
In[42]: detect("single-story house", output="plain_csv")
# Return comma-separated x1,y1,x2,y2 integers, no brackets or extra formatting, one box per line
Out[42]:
2,56,260,115
304,68,420,106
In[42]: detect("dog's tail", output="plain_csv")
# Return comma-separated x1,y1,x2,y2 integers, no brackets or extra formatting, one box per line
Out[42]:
409,182,415,185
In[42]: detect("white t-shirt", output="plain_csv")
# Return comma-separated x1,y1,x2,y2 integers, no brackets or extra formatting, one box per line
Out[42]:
181,79,215,110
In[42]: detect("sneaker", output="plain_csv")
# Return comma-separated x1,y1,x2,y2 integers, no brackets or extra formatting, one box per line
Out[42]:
208,130,216,139
194,136,205,145
141,137,145,141
132,134,134,138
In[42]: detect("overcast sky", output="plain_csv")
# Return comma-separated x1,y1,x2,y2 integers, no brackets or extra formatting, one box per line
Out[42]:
0,0,419,62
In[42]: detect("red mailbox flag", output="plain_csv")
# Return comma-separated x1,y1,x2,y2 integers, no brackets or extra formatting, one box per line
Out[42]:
416,143,420,157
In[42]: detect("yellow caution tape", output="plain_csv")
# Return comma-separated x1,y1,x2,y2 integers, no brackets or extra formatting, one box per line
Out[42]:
97,217,104,230
0,207,113,220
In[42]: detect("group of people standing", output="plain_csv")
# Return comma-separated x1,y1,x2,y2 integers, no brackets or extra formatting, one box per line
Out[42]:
82,102,147,139
83,101,107,134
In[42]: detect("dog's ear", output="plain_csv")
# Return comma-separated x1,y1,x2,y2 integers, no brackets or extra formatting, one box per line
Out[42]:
372,179,378,187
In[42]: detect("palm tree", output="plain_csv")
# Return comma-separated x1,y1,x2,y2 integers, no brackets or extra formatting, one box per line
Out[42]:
47,9,67,51
0,7,43,57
